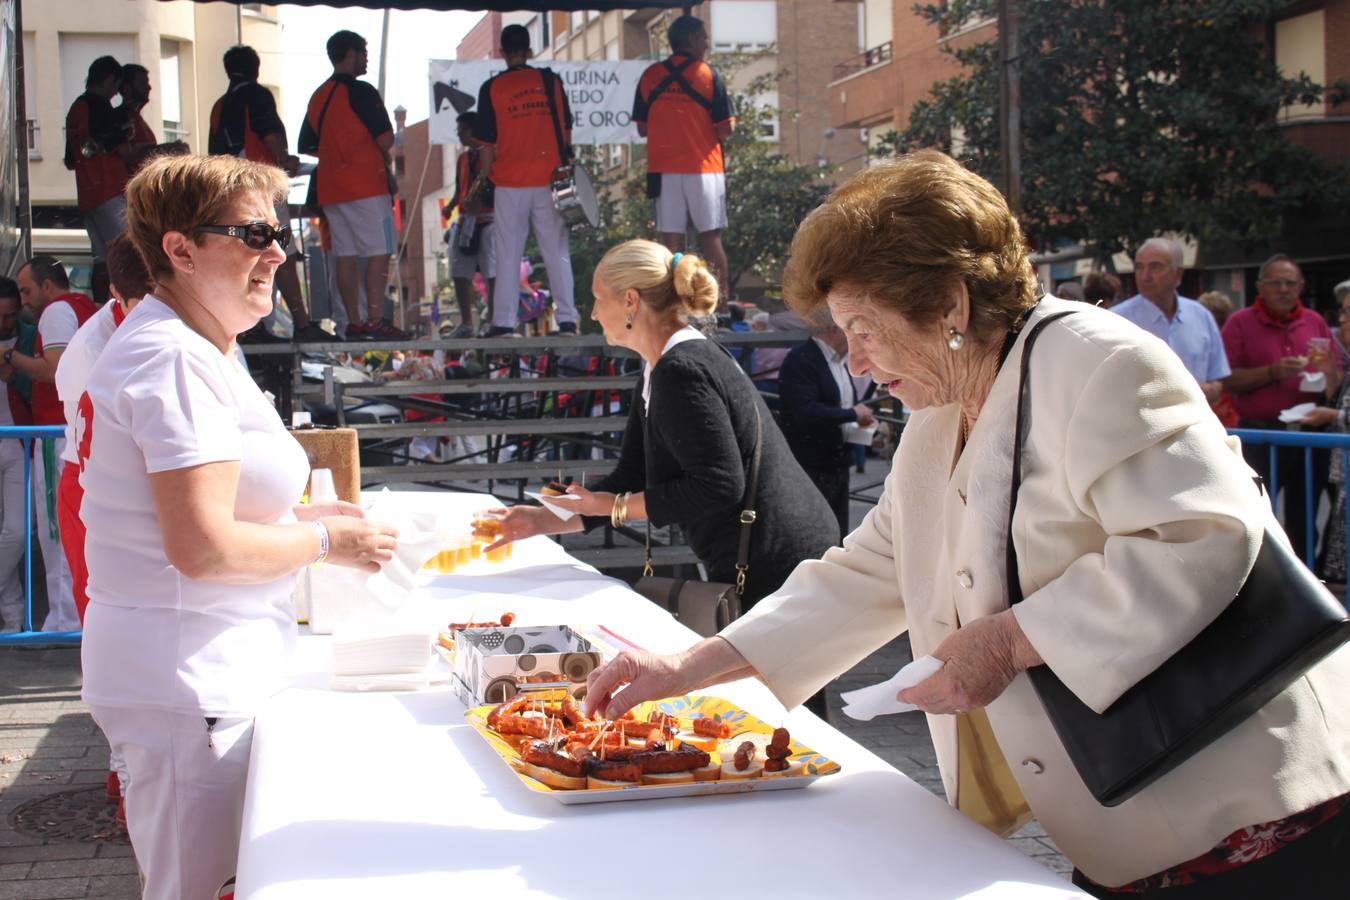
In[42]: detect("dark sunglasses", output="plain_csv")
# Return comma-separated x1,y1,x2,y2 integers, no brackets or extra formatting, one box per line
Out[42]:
198,222,292,252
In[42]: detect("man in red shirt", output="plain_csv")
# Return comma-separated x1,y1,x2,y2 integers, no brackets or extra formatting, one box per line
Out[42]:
8,257,97,632
472,25,580,338
633,15,736,304
299,30,402,341
64,56,133,305
446,112,496,337
1222,254,1343,562
210,45,328,342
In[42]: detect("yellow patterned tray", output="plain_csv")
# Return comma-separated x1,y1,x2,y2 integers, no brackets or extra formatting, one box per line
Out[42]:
465,693,841,805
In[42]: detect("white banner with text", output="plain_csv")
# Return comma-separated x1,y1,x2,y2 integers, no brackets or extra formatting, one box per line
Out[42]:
428,59,650,146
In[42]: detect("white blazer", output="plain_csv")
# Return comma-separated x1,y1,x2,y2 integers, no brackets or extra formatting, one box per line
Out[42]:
722,297,1350,886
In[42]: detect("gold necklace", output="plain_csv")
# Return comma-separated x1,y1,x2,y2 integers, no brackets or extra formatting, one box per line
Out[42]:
959,412,970,446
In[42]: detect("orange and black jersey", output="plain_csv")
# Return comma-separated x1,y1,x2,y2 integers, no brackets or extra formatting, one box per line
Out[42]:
298,74,394,205
209,80,287,165
472,65,572,189
64,92,130,212
633,54,734,175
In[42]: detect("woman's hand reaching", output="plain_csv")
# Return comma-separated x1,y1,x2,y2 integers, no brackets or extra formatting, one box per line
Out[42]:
898,610,1042,714
482,504,581,552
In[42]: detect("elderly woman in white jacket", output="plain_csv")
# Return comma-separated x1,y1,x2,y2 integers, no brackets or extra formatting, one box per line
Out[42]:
583,150,1350,897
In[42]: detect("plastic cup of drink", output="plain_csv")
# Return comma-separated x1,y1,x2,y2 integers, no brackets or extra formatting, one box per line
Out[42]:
456,541,472,566
1309,337,1330,352
436,549,458,573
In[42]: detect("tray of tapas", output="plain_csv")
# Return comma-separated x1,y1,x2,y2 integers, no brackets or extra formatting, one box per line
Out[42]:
464,690,841,805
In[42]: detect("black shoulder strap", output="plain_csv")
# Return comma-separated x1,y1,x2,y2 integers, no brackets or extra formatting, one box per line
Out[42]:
540,68,571,166
1006,310,1077,607
300,78,340,155
645,56,709,111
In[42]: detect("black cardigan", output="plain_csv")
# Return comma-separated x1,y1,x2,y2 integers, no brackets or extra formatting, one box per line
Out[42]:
587,340,838,607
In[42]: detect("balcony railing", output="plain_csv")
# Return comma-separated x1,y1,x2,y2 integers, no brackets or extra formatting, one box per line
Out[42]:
831,41,893,82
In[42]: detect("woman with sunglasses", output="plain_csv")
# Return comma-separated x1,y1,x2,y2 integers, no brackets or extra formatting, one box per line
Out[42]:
78,154,398,900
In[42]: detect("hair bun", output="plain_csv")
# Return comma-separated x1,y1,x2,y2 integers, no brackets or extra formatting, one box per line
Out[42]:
672,253,719,318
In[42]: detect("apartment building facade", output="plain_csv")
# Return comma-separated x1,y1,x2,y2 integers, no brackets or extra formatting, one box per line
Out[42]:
22,0,286,230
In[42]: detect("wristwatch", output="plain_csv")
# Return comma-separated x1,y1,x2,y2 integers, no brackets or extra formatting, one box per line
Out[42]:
2,348,12,365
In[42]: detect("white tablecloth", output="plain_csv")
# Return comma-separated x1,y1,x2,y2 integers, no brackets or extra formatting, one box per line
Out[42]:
235,491,1083,899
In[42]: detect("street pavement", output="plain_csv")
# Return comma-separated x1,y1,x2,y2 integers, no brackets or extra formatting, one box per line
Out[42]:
0,466,1070,898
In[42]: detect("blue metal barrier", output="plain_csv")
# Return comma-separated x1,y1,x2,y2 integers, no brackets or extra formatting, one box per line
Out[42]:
1230,428,1350,574
0,425,79,646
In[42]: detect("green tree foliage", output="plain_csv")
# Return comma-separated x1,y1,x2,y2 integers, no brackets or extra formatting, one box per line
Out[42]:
879,0,1350,260
567,53,832,310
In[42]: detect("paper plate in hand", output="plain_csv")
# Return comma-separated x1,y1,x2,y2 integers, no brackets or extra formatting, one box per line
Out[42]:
465,693,840,805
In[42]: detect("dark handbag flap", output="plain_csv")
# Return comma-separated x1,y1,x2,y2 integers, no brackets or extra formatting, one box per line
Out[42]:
1031,530,1350,806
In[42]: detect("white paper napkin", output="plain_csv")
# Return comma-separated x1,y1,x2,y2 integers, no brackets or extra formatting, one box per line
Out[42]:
525,490,582,521
843,422,877,446
839,655,945,721
1300,371,1327,393
1278,401,1317,424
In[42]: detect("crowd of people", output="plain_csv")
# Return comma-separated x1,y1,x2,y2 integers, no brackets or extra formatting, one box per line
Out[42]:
3,14,1347,900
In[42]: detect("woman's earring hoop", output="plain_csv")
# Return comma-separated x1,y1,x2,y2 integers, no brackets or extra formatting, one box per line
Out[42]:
625,311,633,330
947,327,964,350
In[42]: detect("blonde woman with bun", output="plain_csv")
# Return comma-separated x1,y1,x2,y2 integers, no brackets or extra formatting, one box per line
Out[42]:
490,241,837,706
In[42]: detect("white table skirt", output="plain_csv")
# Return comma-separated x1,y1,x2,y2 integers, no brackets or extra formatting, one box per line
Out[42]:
235,491,1083,899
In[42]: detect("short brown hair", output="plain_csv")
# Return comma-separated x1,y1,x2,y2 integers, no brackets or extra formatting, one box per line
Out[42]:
126,154,288,281
783,149,1037,342
596,240,718,322
105,234,152,302
1083,271,1121,306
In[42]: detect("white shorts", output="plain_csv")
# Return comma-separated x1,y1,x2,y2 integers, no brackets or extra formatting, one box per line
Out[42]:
655,172,727,234
449,217,496,279
274,199,299,258
84,195,128,262
89,704,254,900
323,195,395,259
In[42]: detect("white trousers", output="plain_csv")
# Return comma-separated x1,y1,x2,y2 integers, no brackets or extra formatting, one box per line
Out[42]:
0,438,27,630
89,704,253,900
490,186,577,329
33,437,75,632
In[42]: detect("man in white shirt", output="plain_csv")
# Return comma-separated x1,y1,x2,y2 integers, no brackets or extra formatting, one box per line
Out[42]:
10,257,98,632
1110,236,1230,401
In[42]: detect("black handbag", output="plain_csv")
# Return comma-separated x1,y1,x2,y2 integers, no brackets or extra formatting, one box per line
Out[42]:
633,405,762,638
1007,311,1350,807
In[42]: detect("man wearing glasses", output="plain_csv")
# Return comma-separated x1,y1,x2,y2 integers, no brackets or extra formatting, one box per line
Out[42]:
1222,254,1344,562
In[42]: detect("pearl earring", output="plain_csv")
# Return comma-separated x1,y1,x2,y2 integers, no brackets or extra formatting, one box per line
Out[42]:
625,311,633,330
947,327,964,350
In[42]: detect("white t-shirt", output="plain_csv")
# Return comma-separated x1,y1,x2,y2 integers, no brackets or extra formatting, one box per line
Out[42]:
79,297,309,717
38,301,81,352
55,301,121,463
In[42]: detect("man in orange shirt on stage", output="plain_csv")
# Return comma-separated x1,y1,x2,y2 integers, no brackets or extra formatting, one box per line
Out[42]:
210,45,329,342
633,15,736,303
472,25,581,338
64,57,134,305
300,30,402,341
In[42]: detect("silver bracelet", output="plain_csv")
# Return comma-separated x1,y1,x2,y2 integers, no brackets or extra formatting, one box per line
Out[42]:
311,520,330,564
